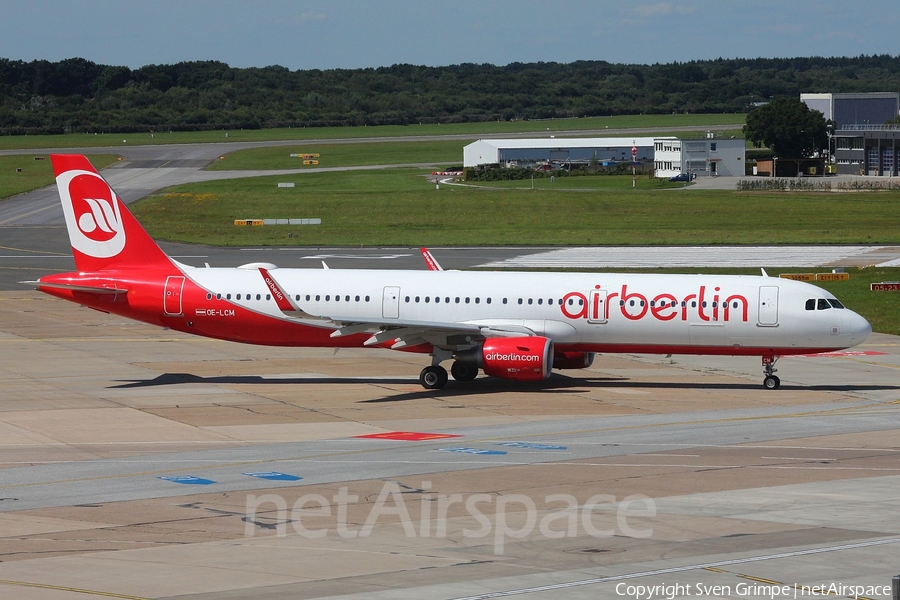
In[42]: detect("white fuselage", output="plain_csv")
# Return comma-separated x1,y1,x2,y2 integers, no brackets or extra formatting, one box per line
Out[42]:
183,267,870,355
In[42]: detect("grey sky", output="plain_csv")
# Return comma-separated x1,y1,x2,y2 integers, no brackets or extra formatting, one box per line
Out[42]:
1,0,897,70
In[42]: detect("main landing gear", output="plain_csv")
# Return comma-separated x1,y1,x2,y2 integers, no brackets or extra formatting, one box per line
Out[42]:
419,365,448,390
762,355,780,390
420,355,479,390
450,360,478,382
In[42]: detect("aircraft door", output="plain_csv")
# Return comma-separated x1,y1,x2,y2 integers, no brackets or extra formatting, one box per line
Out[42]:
758,286,779,326
164,276,185,316
382,286,400,319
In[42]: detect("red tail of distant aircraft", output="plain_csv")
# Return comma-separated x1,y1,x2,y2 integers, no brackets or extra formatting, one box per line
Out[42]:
31,155,871,390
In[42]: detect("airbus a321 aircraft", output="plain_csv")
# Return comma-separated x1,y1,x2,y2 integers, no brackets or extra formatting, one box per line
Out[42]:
31,155,871,390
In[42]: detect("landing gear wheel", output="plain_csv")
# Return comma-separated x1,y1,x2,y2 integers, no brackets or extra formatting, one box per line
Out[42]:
762,355,780,390
420,365,448,390
451,361,478,382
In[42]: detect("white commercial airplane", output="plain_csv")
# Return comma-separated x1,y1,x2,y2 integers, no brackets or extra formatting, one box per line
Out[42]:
31,155,871,390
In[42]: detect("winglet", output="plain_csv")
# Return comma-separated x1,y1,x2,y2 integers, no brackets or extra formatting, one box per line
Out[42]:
258,267,324,320
420,247,443,271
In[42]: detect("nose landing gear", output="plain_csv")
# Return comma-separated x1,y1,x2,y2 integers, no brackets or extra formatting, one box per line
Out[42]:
762,355,780,389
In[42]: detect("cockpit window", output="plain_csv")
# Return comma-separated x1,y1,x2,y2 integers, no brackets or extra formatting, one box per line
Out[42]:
817,299,831,310
805,299,815,311
828,298,845,309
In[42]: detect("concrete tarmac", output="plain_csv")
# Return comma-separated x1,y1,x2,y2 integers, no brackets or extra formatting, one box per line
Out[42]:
1,291,899,599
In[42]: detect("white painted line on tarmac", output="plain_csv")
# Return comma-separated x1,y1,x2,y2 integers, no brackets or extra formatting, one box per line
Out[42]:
449,536,900,600
478,246,886,269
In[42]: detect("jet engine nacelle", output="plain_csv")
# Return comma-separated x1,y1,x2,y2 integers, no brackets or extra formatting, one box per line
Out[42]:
552,351,595,370
479,337,554,381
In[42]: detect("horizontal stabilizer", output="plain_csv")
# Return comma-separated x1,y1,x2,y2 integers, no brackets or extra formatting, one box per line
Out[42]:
24,280,128,294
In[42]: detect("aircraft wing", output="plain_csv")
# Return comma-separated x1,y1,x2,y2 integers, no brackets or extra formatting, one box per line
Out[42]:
258,268,535,349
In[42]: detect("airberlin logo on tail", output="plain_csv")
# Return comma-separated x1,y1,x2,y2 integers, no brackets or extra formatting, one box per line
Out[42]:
57,169,125,258
78,198,118,241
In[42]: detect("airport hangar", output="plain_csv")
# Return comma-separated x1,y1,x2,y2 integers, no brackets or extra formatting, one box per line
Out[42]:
802,92,900,177
463,136,746,178
463,137,664,170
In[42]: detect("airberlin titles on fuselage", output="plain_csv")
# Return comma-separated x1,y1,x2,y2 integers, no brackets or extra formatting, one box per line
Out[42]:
560,284,749,323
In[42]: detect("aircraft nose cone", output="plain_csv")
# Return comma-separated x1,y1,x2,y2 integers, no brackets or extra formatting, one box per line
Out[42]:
844,311,872,346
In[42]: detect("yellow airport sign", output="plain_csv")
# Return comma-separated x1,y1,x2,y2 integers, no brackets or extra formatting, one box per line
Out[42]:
816,273,849,281
779,273,816,281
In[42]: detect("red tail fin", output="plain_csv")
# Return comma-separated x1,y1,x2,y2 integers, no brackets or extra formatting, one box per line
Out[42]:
52,154,174,272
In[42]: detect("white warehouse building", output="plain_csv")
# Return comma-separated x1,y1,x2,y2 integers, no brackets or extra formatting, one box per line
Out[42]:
463,137,668,169
653,137,746,178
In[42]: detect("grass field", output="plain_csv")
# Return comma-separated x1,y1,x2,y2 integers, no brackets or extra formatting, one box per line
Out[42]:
206,140,466,170
0,113,745,150
0,154,120,199
132,168,900,247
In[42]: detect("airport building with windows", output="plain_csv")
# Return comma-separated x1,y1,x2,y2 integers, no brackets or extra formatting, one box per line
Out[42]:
652,136,746,178
462,137,664,169
800,92,900,177
833,126,900,176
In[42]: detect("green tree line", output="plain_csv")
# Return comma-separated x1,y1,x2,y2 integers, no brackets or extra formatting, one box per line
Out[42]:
1,55,899,135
